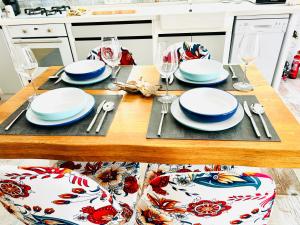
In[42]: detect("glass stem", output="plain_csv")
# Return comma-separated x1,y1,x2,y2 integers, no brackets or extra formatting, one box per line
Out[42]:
30,79,38,96
243,63,248,83
111,66,116,83
166,74,169,96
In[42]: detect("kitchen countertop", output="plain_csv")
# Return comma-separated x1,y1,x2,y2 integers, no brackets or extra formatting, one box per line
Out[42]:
0,2,299,25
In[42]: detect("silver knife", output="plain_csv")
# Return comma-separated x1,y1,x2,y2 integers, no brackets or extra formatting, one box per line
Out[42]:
54,75,63,84
229,65,238,79
86,100,106,133
49,67,65,79
243,101,261,137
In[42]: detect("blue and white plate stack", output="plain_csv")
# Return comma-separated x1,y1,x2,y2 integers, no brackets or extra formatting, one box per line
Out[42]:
174,59,229,86
170,88,244,131
61,60,112,85
26,88,95,126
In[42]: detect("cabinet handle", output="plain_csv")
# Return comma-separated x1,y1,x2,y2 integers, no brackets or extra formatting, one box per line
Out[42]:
13,39,63,44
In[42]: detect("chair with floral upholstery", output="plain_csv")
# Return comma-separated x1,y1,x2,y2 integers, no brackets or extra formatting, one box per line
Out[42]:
52,161,147,224
0,165,135,225
136,171,276,225
168,41,211,64
87,46,136,65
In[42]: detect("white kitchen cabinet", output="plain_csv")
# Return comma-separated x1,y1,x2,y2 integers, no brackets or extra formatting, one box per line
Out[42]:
75,40,101,60
192,34,225,62
71,21,153,64
0,27,22,94
119,38,153,65
158,35,192,47
75,38,153,64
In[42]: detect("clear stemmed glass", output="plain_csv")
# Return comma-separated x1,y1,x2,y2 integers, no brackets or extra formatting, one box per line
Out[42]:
233,31,260,92
11,47,38,97
101,37,122,91
155,42,178,103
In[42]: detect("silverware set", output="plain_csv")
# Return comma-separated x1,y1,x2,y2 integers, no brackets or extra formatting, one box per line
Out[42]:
157,102,169,137
86,100,115,134
48,67,65,84
5,96,34,131
228,65,238,80
243,101,271,138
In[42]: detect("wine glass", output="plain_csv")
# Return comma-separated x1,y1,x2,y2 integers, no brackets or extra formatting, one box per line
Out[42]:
155,42,178,103
11,47,38,97
101,37,122,91
233,31,260,92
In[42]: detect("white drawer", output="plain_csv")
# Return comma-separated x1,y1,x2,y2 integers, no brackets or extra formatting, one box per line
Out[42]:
71,21,152,38
75,38,153,64
8,24,67,38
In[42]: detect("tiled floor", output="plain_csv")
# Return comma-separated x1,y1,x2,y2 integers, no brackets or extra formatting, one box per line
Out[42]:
0,78,300,224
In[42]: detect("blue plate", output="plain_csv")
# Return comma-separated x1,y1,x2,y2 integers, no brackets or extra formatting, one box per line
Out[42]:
26,94,95,127
65,60,105,81
179,88,238,122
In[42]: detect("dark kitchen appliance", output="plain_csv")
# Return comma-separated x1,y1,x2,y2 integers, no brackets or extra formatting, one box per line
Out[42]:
2,0,20,16
24,6,70,16
247,0,286,4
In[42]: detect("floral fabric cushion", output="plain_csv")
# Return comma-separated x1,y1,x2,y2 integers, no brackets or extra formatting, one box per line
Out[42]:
0,166,131,225
87,46,136,65
169,42,211,63
143,164,238,192
54,161,144,224
136,171,276,225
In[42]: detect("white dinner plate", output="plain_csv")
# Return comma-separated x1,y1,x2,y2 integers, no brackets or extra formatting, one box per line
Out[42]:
26,93,95,127
171,98,244,131
174,68,229,85
179,88,238,117
62,66,112,85
31,87,87,121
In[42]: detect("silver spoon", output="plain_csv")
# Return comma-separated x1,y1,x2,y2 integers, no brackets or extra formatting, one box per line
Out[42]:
96,101,115,133
250,103,272,138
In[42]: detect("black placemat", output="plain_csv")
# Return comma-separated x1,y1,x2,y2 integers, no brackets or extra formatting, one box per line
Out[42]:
39,66,133,90
159,65,249,91
147,95,280,141
0,95,122,136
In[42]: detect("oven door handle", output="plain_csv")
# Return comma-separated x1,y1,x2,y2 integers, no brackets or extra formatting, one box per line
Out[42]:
12,39,63,44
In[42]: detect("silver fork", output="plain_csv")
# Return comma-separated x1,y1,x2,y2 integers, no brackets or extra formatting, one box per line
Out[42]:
157,103,168,137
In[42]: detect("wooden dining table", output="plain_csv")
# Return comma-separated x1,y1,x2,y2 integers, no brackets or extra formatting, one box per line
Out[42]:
0,65,299,168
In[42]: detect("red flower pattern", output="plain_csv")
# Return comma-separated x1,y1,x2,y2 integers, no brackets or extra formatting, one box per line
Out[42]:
123,176,139,194
0,180,31,198
120,203,133,222
81,205,117,224
187,200,231,217
150,176,170,195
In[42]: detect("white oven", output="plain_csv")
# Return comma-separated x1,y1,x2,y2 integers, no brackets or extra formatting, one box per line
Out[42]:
7,24,74,84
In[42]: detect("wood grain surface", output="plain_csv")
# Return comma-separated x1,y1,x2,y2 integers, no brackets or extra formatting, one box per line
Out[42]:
0,65,299,168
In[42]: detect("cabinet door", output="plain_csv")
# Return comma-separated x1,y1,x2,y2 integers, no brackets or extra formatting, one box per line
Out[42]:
75,40,100,60
75,38,153,65
192,35,225,62
119,38,153,65
158,35,192,48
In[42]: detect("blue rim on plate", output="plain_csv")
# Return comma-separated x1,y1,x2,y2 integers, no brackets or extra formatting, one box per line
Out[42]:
171,98,244,131
65,60,106,81
26,94,95,127
174,68,229,86
179,88,238,122
61,66,112,85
